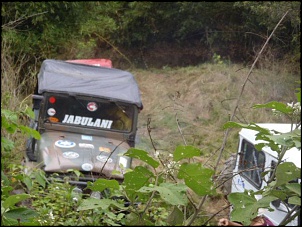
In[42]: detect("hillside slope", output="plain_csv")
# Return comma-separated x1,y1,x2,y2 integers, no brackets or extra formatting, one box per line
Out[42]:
133,62,299,163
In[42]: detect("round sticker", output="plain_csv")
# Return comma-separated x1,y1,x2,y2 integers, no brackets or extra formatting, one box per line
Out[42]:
82,163,93,171
87,102,98,112
96,155,113,163
47,108,56,116
55,140,76,148
62,151,79,159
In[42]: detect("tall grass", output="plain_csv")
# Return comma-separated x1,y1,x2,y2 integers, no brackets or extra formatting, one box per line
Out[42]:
134,61,300,165
1,37,39,162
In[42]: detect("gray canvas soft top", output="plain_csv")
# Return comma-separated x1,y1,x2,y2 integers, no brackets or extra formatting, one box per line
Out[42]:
38,59,143,109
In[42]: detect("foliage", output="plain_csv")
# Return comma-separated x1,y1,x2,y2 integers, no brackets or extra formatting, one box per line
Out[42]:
223,87,301,226
1,102,42,225
79,145,216,226
1,144,215,226
1,2,300,74
1,192,38,226
1,108,40,151
2,2,88,58
233,1,301,62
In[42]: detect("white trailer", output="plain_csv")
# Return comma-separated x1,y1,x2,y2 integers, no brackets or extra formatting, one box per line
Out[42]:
231,123,300,226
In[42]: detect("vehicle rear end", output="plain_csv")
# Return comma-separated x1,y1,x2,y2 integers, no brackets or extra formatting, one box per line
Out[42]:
24,59,143,193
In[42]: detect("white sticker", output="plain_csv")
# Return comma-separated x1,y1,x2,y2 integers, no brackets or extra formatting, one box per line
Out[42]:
63,151,79,159
79,143,94,149
81,135,93,141
119,157,128,168
47,108,56,116
81,163,93,171
62,114,113,129
96,155,113,163
87,102,98,112
55,140,76,148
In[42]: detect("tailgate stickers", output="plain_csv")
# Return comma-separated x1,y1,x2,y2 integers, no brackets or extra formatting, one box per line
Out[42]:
87,102,98,111
119,157,128,168
81,135,93,141
99,147,111,153
55,140,76,148
47,108,56,116
96,155,113,163
62,151,79,159
79,143,94,149
81,163,93,171
62,114,113,129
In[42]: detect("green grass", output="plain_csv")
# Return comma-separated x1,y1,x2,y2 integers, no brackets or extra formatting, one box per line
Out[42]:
134,62,300,165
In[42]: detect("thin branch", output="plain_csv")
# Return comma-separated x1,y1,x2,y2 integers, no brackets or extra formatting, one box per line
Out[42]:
245,32,267,40
94,33,133,67
203,204,232,226
2,11,48,30
213,10,290,175
279,205,300,226
176,113,187,146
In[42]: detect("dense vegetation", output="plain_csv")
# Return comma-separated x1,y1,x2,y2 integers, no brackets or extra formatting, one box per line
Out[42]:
1,2,301,226
2,2,300,70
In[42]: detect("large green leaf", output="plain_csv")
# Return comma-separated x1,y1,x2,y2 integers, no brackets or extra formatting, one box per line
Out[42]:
1,109,18,123
228,191,258,225
275,162,300,187
223,122,269,134
228,191,277,226
288,196,301,206
285,183,301,196
177,163,215,196
87,178,119,192
77,197,126,211
4,207,38,223
138,182,188,206
262,188,287,200
124,148,159,168
1,137,15,152
266,129,301,148
1,185,13,197
253,101,292,114
19,125,41,140
123,166,155,202
32,170,47,188
3,194,31,209
22,175,33,191
124,166,154,191
254,142,280,153
23,106,35,119
173,145,202,162
167,205,184,226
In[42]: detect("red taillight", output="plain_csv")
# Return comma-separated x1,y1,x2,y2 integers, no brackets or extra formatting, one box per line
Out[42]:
49,96,56,103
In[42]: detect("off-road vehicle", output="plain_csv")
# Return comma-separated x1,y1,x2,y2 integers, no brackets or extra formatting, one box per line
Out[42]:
25,59,143,191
